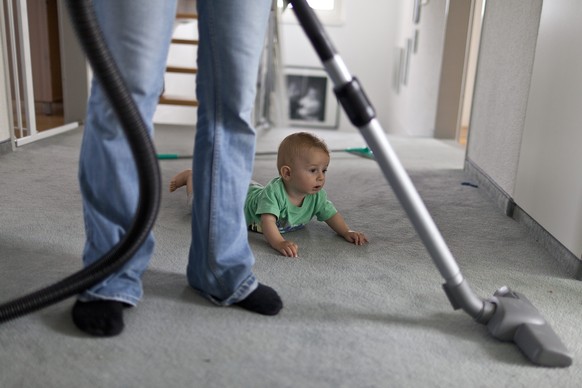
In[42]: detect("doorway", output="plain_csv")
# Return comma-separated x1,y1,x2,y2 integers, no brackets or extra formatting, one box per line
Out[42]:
28,0,64,132
2,0,87,147
458,0,484,145
434,0,484,146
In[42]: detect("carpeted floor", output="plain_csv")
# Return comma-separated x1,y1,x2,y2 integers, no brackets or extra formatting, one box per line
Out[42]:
0,126,581,387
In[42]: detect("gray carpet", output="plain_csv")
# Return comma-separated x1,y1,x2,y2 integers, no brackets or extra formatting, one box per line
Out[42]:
1,126,581,387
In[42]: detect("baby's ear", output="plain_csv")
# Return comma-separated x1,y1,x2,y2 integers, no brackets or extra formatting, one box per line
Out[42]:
280,165,292,180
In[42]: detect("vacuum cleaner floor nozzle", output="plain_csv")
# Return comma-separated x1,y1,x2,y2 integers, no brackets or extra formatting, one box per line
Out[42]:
487,288,572,367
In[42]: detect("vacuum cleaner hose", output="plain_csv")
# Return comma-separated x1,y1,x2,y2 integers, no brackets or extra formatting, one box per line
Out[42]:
0,0,161,323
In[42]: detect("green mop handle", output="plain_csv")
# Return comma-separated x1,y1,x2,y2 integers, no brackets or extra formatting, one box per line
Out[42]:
157,154,186,160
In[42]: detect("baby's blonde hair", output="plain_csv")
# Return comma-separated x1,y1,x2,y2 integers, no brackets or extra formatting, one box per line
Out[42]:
277,132,330,173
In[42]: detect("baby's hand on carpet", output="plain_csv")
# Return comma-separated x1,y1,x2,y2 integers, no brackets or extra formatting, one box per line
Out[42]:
273,240,299,258
344,231,368,246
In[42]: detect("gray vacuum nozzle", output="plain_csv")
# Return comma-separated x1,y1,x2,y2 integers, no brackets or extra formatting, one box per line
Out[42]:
487,287,572,367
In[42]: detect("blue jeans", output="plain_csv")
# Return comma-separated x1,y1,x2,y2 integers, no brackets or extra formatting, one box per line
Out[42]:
79,0,272,306
188,0,272,304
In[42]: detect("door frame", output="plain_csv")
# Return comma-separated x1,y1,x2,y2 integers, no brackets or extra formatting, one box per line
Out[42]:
434,0,484,144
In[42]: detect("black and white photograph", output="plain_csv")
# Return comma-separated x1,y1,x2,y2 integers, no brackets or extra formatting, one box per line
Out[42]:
285,67,339,128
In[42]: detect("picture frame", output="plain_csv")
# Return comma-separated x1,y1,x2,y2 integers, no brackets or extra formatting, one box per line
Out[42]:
284,66,339,129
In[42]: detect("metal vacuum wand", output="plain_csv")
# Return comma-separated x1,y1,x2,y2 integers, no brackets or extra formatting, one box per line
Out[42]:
288,0,571,367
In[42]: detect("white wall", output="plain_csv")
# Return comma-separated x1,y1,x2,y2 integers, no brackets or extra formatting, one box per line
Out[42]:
280,0,448,136
385,0,447,137
280,0,401,133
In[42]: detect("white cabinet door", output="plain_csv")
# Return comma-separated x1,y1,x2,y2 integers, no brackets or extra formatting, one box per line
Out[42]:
514,0,582,257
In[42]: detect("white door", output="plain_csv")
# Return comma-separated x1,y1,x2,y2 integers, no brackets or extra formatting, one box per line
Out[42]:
514,0,582,257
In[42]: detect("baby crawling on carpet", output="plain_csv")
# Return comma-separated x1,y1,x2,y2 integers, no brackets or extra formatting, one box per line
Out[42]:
170,132,368,257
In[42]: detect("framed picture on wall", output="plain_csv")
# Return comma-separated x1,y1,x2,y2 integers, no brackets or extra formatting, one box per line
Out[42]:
284,67,339,129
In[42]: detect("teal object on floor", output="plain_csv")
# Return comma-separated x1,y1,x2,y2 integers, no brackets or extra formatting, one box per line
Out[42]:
344,146,374,159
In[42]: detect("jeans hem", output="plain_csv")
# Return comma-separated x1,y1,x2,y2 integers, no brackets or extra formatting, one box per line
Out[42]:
78,290,141,307
194,274,258,306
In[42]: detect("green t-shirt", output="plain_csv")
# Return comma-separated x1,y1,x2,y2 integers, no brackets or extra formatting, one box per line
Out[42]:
245,177,337,234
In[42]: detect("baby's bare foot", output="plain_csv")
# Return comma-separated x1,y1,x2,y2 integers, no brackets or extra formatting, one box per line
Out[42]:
169,169,193,194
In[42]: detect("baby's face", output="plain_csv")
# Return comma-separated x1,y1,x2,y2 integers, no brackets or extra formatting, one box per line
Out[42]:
288,148,330,195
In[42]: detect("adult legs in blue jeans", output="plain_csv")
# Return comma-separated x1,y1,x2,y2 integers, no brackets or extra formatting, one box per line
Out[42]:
187,0,282,313
73,0,281,337
72,0,178,337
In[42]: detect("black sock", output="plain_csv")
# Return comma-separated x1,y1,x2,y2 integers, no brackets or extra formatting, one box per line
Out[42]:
234,283,283,316
72,300,127,337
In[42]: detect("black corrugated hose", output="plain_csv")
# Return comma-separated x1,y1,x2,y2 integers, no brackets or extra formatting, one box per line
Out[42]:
0,0,161,323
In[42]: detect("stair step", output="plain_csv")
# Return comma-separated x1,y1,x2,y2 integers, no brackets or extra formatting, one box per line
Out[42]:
176,13,197,20
171,38,199,45
159,95,199,107
166,66,197,74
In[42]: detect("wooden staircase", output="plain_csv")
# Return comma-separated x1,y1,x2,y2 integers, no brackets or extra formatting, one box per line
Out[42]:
159,11,199,108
